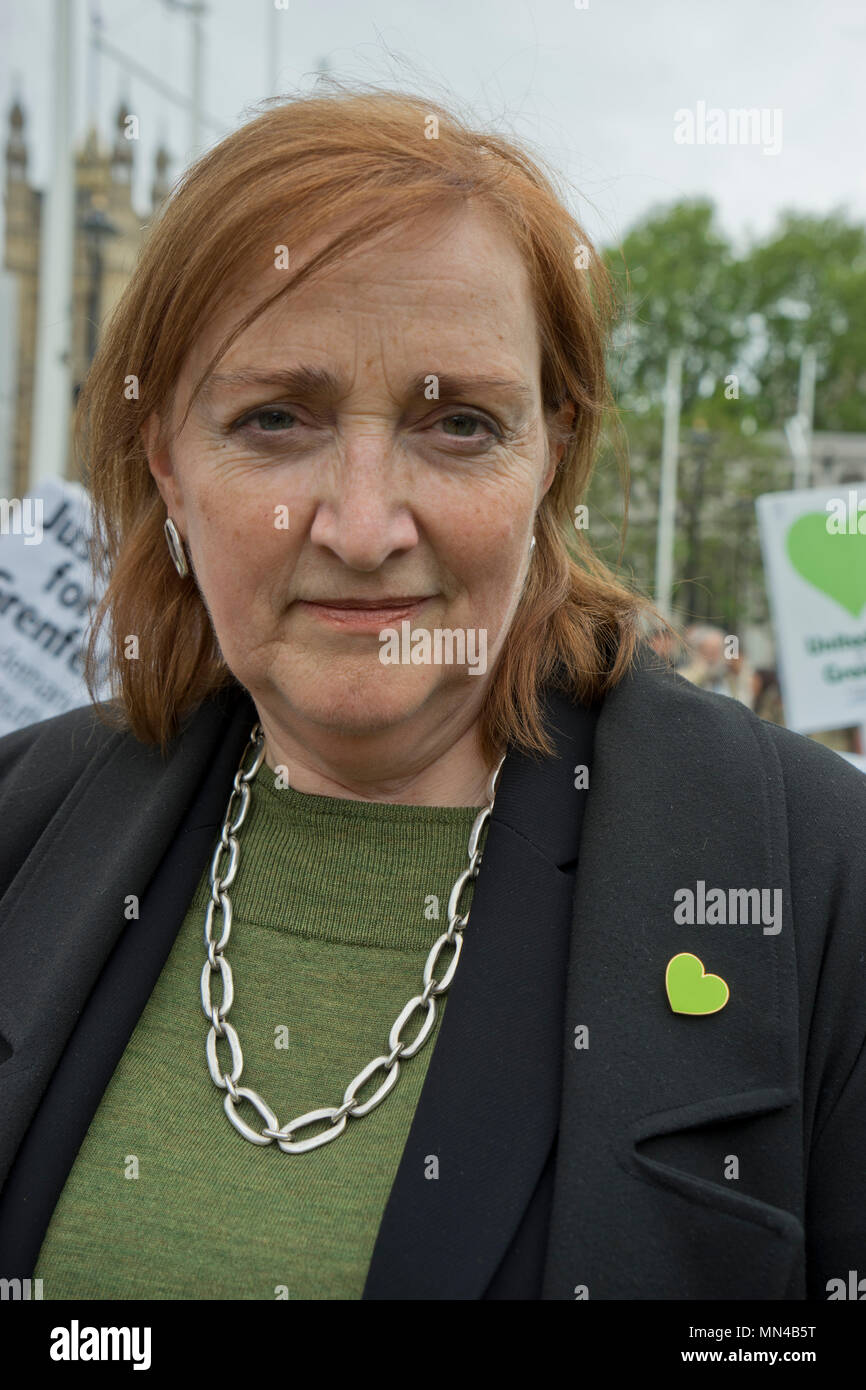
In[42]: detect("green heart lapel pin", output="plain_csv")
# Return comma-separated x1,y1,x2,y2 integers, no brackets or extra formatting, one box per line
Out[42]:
666,952,730,1016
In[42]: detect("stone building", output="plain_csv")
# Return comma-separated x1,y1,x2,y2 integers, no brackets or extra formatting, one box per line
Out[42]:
2,98,171,496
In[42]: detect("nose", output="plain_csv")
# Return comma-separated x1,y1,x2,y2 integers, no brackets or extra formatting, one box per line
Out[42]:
309,430,419,570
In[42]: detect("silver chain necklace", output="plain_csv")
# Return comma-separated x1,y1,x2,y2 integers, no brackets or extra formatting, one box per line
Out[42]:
200,721,506,1154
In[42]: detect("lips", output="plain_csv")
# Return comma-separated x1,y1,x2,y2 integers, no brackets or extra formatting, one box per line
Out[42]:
296,596,434,631
303,597,432,609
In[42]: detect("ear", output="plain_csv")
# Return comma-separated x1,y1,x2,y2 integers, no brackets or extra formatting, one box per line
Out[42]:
141,414,184,527
541,398,576,495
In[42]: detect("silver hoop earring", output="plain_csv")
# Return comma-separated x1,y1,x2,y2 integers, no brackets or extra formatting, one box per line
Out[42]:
164,517,189,578
529,534,536,554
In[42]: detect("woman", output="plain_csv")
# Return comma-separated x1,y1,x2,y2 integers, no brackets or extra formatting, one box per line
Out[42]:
0,87,863,1302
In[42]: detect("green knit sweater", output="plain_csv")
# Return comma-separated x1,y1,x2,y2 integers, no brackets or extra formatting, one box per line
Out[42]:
34,760,483,1300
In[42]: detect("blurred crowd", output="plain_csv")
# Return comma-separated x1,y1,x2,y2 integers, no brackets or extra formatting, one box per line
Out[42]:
648,624,862,756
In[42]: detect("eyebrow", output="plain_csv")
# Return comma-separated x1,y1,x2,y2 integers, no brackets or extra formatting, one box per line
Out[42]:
197,366,536,410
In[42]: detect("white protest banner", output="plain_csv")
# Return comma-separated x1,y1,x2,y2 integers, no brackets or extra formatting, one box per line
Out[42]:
756,485,866,734
0,479,111,736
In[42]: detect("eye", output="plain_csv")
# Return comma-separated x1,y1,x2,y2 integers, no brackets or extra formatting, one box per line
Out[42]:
239,407,297,432
436,412,498,440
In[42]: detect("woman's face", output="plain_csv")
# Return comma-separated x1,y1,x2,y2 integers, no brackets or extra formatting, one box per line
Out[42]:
145,201,567,755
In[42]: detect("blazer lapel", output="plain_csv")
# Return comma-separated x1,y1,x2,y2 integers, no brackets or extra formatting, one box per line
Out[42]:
362,689,599,1299
0,681,255,1196
541,653,803,1299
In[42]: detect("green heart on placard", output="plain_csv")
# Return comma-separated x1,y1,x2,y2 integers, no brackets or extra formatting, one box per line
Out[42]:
786,513,866,617
666,953,729,1016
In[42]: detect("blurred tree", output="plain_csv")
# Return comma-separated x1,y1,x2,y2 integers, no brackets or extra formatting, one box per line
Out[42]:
587,410,782,631
741,211,866,431
602,199,746,422
591,200,866,640
603,200,866,432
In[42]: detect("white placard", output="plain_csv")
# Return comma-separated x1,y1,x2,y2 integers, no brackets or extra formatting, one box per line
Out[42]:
756,485,866,734
0,479,111,736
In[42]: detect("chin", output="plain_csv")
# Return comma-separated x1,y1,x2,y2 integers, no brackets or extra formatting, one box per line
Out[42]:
270,658,449,737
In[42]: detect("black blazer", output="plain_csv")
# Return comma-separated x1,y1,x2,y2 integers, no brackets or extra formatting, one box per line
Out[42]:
0,649,864,1300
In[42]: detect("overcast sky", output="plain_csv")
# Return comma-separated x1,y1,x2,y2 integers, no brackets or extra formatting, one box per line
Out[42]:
2,0,865,252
